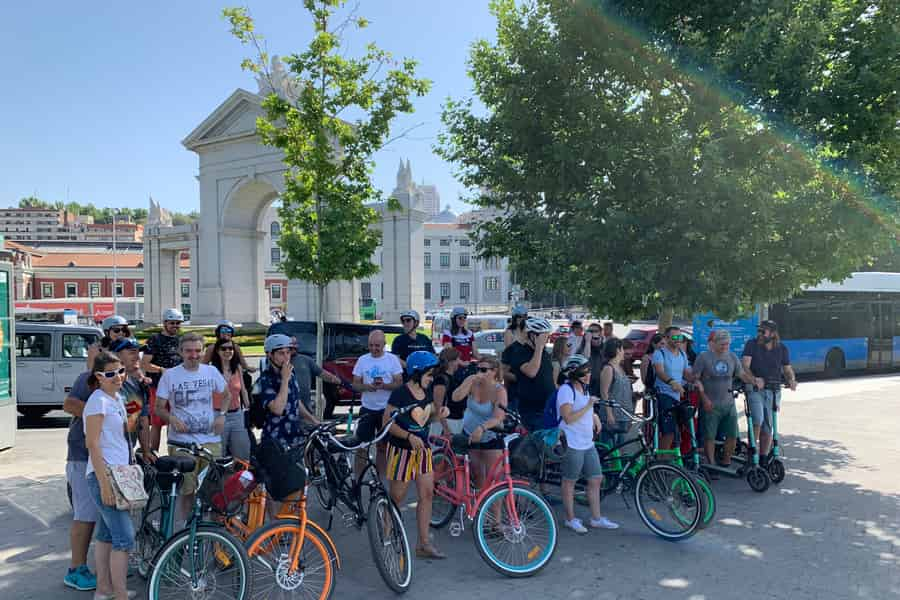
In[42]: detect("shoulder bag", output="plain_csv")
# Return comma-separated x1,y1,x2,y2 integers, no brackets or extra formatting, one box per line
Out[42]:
105,405,148,511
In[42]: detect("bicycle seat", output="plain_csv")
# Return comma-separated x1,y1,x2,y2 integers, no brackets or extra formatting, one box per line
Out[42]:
156,455,197,474
327,433,360,453
451,434,470,455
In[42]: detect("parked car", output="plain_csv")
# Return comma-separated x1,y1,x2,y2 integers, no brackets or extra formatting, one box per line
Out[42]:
548,325,570,344
625,326,693,362
473,329,506,357
16,322,102,420
265,321,404,419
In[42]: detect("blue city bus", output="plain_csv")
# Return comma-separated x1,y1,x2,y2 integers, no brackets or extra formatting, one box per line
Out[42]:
694,272,900,377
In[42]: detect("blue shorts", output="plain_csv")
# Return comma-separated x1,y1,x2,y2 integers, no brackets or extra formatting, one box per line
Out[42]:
656,394,680,436
86,472,135,552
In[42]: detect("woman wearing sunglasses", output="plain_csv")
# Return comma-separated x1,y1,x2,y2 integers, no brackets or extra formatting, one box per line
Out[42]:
209,337,251,460
201,320,256,373
454,356,508,496
83,351,136,600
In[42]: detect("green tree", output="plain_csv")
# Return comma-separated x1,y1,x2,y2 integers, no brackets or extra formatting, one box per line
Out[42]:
18,196,57,209
439,0,894,326
224,1,430,414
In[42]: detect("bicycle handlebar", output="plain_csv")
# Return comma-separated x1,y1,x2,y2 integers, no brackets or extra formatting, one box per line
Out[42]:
311,403,418,453
169,440,235,469
596,398,654,424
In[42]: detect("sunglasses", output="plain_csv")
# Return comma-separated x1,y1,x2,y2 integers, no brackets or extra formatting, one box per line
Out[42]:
96,367,126,379
220,327,235,335
477,366,494,373
670,334,685,341
220,346,235,352
109,326,127,334
164,321,182,326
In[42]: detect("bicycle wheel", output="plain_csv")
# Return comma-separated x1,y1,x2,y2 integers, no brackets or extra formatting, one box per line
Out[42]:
429,452,457,529
366,494,412,593
133,485,165,579
678,473,715,529
305,446,334,511
148,525,252,600
473,484,558,577
245,518,334,600
634,463,701,541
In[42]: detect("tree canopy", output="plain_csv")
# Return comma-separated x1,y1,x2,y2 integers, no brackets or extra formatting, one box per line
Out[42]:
14,196,198,226
439,0,896,320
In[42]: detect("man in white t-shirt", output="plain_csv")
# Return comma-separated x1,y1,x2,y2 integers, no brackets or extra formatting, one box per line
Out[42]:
155,332,229,517
566,321,592,358
352,329,403,476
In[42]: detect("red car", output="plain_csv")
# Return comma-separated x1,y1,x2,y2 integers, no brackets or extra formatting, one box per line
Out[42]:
625,326,693,362
548,325,570,344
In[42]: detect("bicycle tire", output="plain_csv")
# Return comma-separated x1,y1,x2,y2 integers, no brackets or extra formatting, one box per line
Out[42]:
245,518,335,600
472,484,558,577
147,525,252,600
133,484,165,579
366,494,412,593
691,474,716,529
305,445,335,511
634,463,701,541
430,451,458,529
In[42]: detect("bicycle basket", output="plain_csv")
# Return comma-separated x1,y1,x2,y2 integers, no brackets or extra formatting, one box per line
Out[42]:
508,433,543,476
256,438,307,502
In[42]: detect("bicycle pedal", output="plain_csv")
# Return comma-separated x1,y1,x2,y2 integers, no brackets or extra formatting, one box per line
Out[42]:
449,522,463,537
341,513,356,528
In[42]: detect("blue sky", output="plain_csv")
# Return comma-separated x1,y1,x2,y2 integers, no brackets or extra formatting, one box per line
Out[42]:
0,1,496,215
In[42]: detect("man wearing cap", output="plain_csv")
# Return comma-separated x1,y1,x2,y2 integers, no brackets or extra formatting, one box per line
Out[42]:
141,308,185,452
109,337,154,464
742,320,797,461
652,326,701,450
391,310,435,370
258,334,320,449
287,335,342,417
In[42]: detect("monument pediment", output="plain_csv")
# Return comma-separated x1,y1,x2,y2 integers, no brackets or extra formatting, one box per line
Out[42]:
182,88,264,151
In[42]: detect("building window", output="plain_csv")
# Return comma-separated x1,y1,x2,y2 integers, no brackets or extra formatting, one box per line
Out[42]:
135,282,144,297
270,221,281,238
424,282,431,300
424,252,431,269
361,282,372,300
440,253,450,268
271,247,281,265
65,282,77,298
181,283,190,299
440,282,451,299
484,277,499,292
484,256,501,270
41,283,53,298
460,282,470,300
459,238,471,247
271,283,282,300
459,254,470,268
88,282,100,298
115,282,124,297
424,239,431,247
439,238,450,247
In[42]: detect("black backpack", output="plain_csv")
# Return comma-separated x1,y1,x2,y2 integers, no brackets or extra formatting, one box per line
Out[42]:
248,375,267,430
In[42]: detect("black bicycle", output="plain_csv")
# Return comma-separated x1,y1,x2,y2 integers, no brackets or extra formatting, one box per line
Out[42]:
303,406,415,594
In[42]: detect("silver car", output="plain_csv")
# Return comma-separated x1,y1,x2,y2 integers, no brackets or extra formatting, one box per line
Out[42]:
474,328,507,357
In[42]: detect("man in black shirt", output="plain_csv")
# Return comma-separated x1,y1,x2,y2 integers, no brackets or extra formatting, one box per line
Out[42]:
391,310,435,371
742,320,797,460
501,317,554,431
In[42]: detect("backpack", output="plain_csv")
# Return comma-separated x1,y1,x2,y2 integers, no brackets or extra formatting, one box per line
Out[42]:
248,376,266,430
541,382,572,430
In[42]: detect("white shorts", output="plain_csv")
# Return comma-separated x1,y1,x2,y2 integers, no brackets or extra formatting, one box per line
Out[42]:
66,460,98,523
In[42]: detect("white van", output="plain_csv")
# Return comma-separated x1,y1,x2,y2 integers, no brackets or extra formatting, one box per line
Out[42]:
15,322,102,419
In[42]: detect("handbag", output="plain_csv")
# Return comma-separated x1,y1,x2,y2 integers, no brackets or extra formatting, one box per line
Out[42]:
104,408,148,511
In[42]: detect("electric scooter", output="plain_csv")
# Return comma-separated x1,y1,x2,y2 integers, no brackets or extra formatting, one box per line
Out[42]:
715,381,786,485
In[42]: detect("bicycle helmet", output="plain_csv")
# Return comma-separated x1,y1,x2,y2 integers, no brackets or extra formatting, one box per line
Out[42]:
216,319,235,328
110,337,140,353
406,350,439,377
162,308,184,322
264,334,294,353
399,309,420,324
524,317,553,334
101,315,128,331
450,306,467,319
511,304,528,317
562,354,590,373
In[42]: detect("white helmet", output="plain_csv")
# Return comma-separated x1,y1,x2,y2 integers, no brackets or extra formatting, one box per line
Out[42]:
524,317,553,334
562,354,590,373
162,308,184,323
400,310,420,324
101,315,128,331
217,319,235,328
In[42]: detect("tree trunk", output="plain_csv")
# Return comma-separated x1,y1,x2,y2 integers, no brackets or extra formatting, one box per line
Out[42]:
657,305,675,332
315,283,325,419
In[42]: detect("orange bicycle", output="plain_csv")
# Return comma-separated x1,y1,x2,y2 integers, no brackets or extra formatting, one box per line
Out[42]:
223,456,340,599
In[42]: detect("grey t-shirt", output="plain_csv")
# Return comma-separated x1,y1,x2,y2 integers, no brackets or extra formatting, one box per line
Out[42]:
66,372,92,462
291,354,323,414
693,351,743,408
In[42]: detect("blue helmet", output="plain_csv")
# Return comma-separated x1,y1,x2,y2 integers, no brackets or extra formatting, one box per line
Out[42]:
110,337,140,352
406,351,439,377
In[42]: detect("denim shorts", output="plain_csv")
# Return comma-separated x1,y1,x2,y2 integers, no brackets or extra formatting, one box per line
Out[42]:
561,447,604,481
656,394,680,435
86,472,135,552
747,388,779,433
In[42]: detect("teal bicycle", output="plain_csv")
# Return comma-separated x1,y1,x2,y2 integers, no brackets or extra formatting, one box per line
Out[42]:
134,441,253,599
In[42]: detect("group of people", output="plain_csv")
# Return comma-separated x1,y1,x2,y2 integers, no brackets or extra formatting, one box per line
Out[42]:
61,305,797,597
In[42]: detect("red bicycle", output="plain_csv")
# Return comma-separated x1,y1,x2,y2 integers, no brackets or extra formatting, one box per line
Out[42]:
428,413,558,577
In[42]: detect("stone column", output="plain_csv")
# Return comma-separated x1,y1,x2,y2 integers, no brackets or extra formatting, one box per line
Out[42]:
380,204,426,324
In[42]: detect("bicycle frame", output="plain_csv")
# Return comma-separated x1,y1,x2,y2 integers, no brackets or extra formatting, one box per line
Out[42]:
431,433,531,527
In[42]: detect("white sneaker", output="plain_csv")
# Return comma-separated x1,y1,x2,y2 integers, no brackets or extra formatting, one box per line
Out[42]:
564,518,588,534
590,516,620,530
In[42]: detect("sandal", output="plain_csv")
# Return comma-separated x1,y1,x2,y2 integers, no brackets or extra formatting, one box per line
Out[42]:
415,544,447,559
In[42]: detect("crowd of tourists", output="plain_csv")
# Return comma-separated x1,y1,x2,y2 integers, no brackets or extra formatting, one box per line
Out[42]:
61,305,796,596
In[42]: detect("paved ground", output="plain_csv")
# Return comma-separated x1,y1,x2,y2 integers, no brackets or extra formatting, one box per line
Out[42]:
1,374,899,600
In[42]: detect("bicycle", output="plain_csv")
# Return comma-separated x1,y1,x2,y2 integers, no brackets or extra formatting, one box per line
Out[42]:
139,441,254,600
428,412,558,578
539,399,703,541
220,456,341,600
303,407,414,594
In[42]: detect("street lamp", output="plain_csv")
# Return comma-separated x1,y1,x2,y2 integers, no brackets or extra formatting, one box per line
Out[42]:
112,210,118,314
